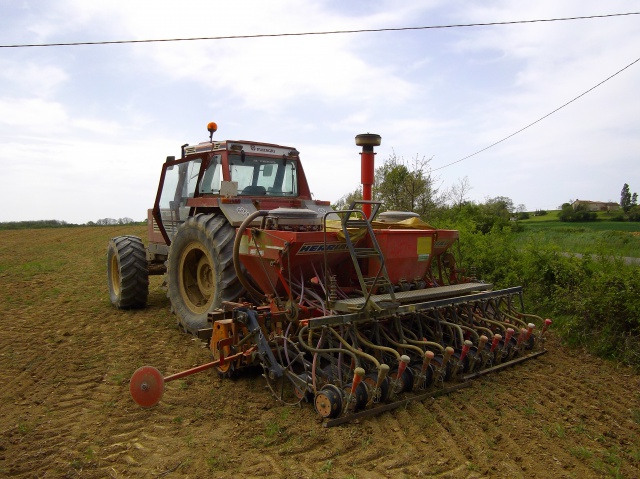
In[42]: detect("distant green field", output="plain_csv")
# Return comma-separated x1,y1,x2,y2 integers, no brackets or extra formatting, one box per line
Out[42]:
524,209,640,229
517,211,640,257
522,210,561,222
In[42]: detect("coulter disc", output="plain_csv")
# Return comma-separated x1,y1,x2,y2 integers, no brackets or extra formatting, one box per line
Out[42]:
130,366,165,408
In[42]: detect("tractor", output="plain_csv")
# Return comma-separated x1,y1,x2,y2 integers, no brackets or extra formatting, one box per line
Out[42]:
108,122,551,425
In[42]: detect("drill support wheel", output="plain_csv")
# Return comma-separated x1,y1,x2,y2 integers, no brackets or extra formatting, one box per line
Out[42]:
315,384,344,419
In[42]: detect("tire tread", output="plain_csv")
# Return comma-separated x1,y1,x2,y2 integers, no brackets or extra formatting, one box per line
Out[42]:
107,235,149,309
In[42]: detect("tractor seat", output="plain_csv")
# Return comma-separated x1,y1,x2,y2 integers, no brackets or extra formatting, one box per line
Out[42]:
240,185,267,196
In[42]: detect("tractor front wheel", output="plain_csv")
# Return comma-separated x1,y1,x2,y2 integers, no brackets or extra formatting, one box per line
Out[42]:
107,235,149,309
166,214,245,335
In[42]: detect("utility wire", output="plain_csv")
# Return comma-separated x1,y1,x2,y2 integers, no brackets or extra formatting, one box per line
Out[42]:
432,55,640,172
1,12,638,48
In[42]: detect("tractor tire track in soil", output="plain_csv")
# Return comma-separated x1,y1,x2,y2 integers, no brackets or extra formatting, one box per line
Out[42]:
0,226,639,478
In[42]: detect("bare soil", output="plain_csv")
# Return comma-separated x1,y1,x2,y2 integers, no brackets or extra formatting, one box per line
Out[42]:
1,225,639,478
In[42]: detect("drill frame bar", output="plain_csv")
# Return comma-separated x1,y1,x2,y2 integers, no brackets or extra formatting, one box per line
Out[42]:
308,286,525,329
331,282,494,312
463,348,548,381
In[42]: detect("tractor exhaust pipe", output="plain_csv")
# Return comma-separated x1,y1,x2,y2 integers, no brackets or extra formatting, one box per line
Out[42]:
355,133,381,219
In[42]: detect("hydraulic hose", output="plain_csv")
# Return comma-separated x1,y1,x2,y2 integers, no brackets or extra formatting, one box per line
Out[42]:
298,326,359,363
326,326,381,369
233,210,269,302
355,329,401,361
379,327,426,358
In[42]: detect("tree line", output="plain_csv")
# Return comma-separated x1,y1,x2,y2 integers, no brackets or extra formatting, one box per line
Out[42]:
0,218,142,230
334,152,640,226
86,217,139,226
333,152,525,233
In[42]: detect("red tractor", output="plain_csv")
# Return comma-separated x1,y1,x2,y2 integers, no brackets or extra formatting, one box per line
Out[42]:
109,123,551,425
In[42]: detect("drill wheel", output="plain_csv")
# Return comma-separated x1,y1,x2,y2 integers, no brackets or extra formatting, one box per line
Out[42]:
315,384,343,419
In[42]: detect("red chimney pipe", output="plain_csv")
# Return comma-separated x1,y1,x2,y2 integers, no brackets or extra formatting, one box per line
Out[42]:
355,133,381,219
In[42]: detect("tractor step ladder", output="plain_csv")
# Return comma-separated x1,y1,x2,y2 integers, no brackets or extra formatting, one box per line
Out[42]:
335,201,397,312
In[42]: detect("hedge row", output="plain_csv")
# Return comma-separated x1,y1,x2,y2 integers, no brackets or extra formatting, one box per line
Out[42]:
458,225,640,368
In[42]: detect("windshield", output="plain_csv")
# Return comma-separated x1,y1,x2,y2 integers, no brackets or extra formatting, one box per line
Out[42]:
229,154,298,196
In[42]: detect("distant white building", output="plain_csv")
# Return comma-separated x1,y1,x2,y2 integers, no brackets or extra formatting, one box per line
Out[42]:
571,199,619,212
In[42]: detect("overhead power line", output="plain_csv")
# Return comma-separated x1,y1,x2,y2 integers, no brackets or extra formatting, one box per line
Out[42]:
1,12,638,48
432,56,640,172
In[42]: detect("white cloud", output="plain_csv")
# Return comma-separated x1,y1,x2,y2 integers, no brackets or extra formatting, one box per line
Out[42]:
0,98,68,130
70,117,125,135
0,61,68,97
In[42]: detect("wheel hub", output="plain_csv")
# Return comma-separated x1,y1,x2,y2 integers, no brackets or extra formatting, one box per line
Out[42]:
179,243,216,313
196,255,214,296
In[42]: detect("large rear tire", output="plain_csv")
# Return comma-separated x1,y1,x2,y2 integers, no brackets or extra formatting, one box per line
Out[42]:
107,235,149,309
166,214,245,335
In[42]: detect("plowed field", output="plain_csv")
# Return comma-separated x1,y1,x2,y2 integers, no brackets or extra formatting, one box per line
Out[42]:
1,226,639,478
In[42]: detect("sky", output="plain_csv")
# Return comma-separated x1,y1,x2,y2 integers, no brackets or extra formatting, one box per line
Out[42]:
1,0,639,224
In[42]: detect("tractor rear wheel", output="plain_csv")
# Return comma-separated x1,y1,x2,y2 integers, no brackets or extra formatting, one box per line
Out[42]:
166,214,245,335
107,235,149,309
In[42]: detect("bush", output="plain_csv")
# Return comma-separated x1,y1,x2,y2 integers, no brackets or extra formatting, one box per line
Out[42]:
606,207,640,222
628,208,640,222
581,211,597,221
460,225,521,288
559,204,597,222
459,226,640,368
551,264,640,364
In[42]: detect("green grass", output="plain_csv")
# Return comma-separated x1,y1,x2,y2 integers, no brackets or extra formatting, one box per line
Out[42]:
17,422,33,435
521,403,536,417
524,209,640,225
523,210,562,222
320,459,333,473
516,213,640,257
522,210,640,230
265,420,282,438
523,221,640,233
569,446,593,460
207,453,228,471
543,422,566,439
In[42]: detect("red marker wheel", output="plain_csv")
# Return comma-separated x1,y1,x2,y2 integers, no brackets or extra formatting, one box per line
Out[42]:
130,366,164,408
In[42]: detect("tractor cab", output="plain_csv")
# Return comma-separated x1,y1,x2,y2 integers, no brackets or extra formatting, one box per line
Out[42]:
199,145,299,197
150,129,315,245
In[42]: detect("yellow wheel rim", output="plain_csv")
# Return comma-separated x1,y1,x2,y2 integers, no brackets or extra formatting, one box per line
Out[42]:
178,242,215,314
